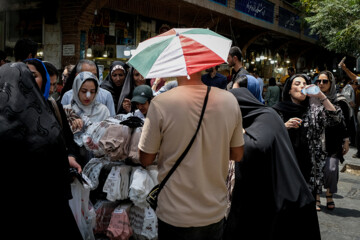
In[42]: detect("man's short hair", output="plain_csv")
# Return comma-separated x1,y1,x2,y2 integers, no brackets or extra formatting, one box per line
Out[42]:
43,61,59,77
76,59,97,73
14,38,38,61
229,46,243,61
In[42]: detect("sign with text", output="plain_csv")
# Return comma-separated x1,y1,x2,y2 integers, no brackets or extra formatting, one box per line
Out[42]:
63,44,75,56
278,7,300,33
235,0,274,23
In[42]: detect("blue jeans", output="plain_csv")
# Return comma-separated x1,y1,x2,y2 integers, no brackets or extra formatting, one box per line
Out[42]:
158,218,224,240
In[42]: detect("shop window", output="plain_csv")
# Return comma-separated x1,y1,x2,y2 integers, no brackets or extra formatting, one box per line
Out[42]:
88,9,135,59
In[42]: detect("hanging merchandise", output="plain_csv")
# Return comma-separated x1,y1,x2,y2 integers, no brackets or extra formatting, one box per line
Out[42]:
77,113,159,240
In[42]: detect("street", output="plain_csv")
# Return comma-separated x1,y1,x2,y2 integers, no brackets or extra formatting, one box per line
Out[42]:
317,146,360,240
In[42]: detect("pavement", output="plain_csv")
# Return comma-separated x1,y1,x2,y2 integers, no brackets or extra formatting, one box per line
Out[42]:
317,146,360,240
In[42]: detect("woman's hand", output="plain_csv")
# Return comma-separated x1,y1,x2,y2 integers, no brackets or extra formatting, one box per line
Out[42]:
342,139,350,155
285,117,302,129
69,156,82,173
122,98,131,113
86,137,99,150
71,118,83,131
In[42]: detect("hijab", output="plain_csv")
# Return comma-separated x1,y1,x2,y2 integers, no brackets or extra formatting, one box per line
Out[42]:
60,60,100,101
319,70,337,102
23,58,51,99
70,71,109,123
246,74,264,104
118,66,136,114
273,74,310,119
101,61,128,112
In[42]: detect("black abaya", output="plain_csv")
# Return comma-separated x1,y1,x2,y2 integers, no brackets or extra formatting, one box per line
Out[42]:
223,88,320,240
0,62,82,239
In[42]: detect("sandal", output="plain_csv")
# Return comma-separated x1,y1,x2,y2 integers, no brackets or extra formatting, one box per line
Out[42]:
326,195,335,210
316,200,321,211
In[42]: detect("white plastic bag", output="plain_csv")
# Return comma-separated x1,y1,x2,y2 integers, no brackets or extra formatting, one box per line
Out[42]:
69,178,96,240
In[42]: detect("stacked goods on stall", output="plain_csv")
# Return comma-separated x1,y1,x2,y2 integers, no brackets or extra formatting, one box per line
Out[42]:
70,114,158,240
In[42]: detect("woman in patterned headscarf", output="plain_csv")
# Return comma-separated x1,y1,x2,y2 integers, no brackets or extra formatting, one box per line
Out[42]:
317,70,351,210
0,62,83,239
100,61,128,113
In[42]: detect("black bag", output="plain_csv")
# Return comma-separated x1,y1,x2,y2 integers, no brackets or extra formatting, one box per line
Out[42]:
146,86,211,211
146,184,160,210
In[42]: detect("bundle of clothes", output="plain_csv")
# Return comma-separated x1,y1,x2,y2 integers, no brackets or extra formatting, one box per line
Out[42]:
68,114,159,240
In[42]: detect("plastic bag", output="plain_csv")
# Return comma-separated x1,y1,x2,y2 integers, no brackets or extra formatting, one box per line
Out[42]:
69,178,96,240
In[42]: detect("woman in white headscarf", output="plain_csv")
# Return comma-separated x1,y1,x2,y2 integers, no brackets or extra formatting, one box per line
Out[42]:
64,71,110,166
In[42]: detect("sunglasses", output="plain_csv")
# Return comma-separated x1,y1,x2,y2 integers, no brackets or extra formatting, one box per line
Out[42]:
316,79,329,84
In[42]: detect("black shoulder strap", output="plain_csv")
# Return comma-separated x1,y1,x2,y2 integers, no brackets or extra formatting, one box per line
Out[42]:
158,86,211,191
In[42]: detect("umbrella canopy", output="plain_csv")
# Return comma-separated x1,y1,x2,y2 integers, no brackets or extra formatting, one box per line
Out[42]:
128,28,232,79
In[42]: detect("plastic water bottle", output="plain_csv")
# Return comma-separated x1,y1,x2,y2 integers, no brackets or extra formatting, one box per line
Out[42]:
301,84,320,95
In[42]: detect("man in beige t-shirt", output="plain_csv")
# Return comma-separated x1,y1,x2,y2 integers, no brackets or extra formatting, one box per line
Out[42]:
139,70,244,240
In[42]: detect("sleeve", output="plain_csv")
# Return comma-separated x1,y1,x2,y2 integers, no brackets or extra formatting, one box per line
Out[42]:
104,91,116,117
57,101,80,159
138,101,163,154
230,104,245,148
61,90,72,105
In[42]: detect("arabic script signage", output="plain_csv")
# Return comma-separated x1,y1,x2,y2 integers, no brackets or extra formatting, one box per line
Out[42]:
278,7,300,33
235,0,274,23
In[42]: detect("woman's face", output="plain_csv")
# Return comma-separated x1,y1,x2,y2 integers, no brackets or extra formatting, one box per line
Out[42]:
317,73,331,93
111,69,126,87
136,101,150,116
78,80,96,106
289,77,307,103
133,69,145,86
27,64,42,90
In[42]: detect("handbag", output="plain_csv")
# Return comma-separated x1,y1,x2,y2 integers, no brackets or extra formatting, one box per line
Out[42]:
146,86,211,210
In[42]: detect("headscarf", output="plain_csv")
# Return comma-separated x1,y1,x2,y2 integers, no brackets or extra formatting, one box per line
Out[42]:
60,60,100,101
246,74,264,104
236,74,264,104
118,66,136,114
273,74,310,118
23,58,51,99
70,71,109,123
319,70,337,102
100,61,128,113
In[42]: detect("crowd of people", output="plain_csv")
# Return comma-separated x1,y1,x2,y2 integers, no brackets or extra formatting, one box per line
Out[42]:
1,38,360,240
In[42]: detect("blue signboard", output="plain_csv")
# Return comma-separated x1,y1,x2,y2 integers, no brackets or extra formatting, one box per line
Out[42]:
278,7,300,33
235,0,275,23
210,0,227,6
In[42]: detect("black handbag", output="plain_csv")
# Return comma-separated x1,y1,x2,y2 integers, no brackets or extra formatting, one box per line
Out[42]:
146,86,211,211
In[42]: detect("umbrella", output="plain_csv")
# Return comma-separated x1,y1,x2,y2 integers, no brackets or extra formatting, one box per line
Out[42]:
127,28,232,79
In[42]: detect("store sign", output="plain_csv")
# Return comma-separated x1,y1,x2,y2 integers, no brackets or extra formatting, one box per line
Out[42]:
235,0,274,23
63,44,75,56
278,7,300,33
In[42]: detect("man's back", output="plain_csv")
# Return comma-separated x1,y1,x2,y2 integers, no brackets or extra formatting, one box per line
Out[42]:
139,85,244,227
201,72,227,89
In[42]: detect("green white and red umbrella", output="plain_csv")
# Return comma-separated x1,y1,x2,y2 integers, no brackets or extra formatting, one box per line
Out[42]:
127,28,232,79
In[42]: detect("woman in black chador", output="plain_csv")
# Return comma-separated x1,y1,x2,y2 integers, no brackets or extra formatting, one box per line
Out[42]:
223,88,321,240
0,62,82,239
